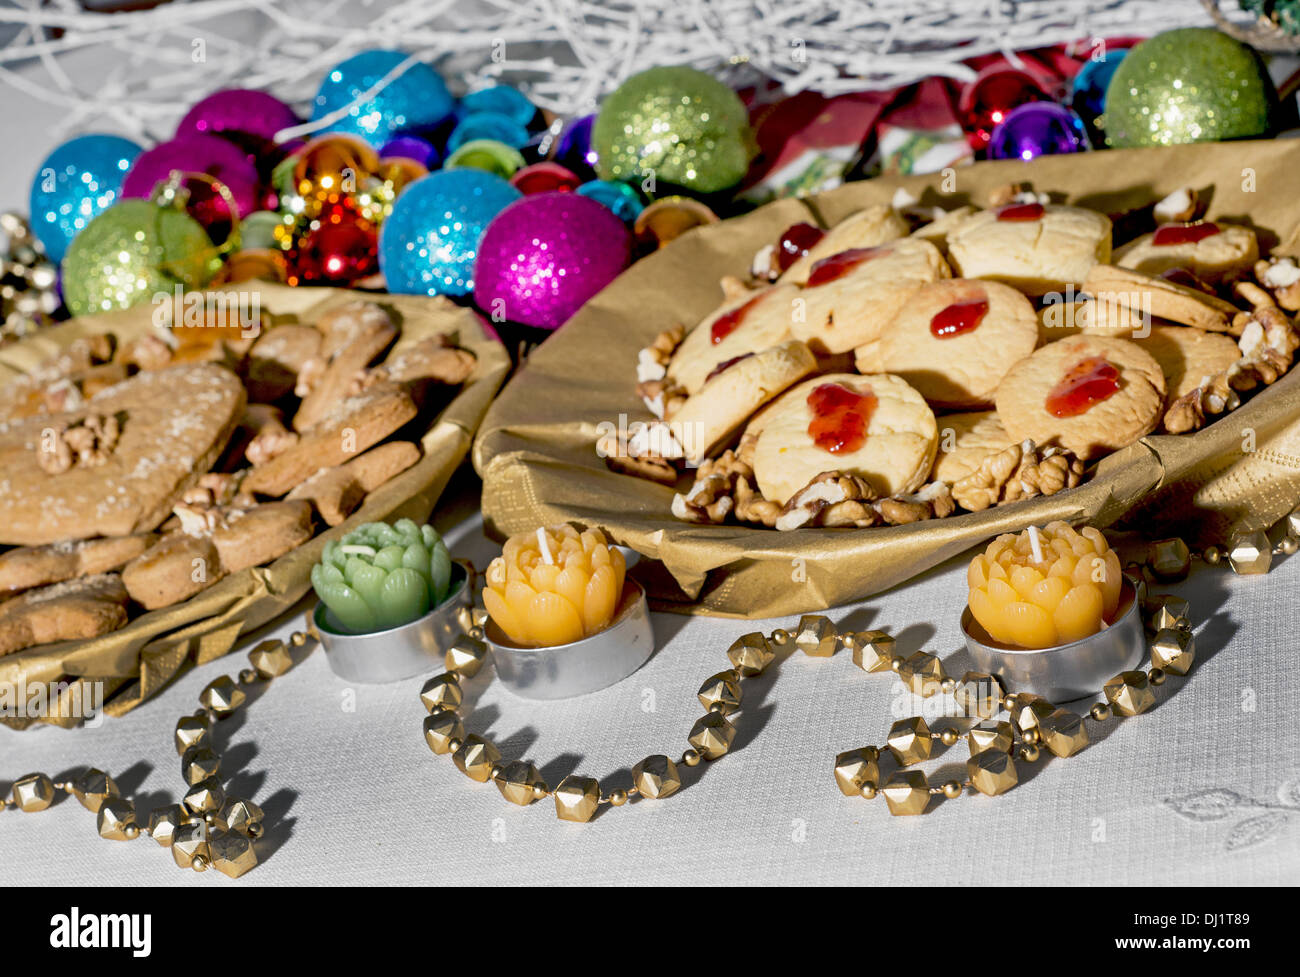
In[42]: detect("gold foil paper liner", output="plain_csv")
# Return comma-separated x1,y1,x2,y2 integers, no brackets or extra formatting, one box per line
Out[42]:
476,140,1300,618
0,283,509,729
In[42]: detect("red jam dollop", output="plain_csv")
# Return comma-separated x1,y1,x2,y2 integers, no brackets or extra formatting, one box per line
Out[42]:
1045,356,1121,418
995,202,1045,222
710,292,766,345
704,352,753,384
930,297,989,339
1152,222,1220,246
776,223,825,272
807,382,877,454
806,247,886,287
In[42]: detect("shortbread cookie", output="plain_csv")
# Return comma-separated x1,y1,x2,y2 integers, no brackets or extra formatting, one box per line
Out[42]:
667,283,801,395
245,324,323,403
946,203,1112,295
241,382,417,496
794,238,951,354
1083,264,1240,333
293,307,397,431
1114,222,1258,285
1133,325,1242,404
287,441,421,525
778,205,910,285
995,335,1166,460
0,573,130,656
667,340,817,464
0,363,246,546
122,534,224,610
753,373,938,505
859,279,1038,409
909,205,979,254
211,500,314,573
0,534,156,597
931,411,1017,484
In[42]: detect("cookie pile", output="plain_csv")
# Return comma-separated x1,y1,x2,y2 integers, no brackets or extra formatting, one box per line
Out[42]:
0,299,476,657
611,185,1300,531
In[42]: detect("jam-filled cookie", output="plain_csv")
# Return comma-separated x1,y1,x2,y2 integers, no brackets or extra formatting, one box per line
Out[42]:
792,238,950,355
995,335,1166,460
778,205,910,285
1132,324,1242,405
1114,221,1258,286
751,372,937,505
667,283,800,395
930,410,1017,484
856,278,1038,409
946,203,1112,295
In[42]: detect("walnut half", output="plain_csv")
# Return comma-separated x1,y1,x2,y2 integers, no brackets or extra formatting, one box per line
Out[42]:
951,440,1084,512
35,412,120,474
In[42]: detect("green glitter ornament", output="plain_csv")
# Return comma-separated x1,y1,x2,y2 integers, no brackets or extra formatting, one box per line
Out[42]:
1104,28,1276,148
61,199,220,317
593,66,754,194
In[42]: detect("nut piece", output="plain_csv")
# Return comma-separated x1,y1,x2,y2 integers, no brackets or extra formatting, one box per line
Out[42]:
671,450,781,526
951,440,1084,512
34,412,120,474
1153,186,1199,224
1254,257,1300,312
775,471,878,531
634,324,687,418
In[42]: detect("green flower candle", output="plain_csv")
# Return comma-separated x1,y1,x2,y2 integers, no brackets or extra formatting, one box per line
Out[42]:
311,519,453,634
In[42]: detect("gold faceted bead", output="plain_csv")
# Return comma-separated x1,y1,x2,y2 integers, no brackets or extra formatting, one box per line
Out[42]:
1148,538,1191,581
70,768,118,813
456,605,489,634
452,734,501,783
11,773,55,812
172,821,209,869
881,770,931,816
967,719,1014,755
183,777,226,816
793,614,838,657
953,672,1004,720
445,634,488,677
96,798,136,841
419,673,463,713
1228,530,1271,575
146,805,189,847
181,745,221,786
423,709,465,755
632,754,682,800
833,747,880,797
1150,627,1195,676
199,675,246,717
1145,594,1190,633
967,749,1019,796
1038,709,1090,758
248,639,293,679
697,670,742,715
496,760,545,806
553,775,601,823
210,831,258,878
1010,695,1055,735
898,651,944,697
848,630,896,673
726,632,775,676
1104,670,1157,717
174,713,211,756
1286,504,1300,539
887,716,932,766
214,798,263,836
688,712,736,760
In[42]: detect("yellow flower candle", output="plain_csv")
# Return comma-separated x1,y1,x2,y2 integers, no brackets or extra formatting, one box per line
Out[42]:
483,524,627,648
967,522,1123,649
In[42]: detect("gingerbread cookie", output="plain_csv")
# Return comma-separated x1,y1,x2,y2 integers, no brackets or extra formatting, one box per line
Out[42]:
0,534,155,597
122,534,224,610
287,440,421,525
1133,324,1242,404
1114,222,1258,285
995,335,1166,460
778,205,910,285
0,573,130,656
930,411,1017,484
793,238,951,354
857,279,1038,409
946,203,1112,295
667,283,800,396
752,373,938,505
244,324,323,403
293,304,397,430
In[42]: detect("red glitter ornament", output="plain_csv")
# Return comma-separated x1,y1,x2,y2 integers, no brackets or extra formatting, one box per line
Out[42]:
959,66,1047,151
287,198,378,286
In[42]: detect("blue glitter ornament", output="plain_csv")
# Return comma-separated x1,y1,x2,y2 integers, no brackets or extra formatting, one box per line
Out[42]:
459,86,536,127
379,168,521,296
28,133,142,263
310,49,454,148
1070,48,1128,144
448,112,531,152
575,180,645,222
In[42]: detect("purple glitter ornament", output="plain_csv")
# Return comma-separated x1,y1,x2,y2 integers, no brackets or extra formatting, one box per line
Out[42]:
554,114,598,178
380,135,440,170
121,134,261,227
473,192,631,330
987,103,1089,161
177,88,299,143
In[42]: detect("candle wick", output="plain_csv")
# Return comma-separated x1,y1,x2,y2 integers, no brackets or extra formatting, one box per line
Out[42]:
339,544,377,558
537,528,554,565
1028,525,1044,564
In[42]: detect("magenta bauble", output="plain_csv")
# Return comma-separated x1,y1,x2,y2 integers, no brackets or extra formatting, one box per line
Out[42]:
473,192,631,330
121,134,260,230
177,88,299,143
